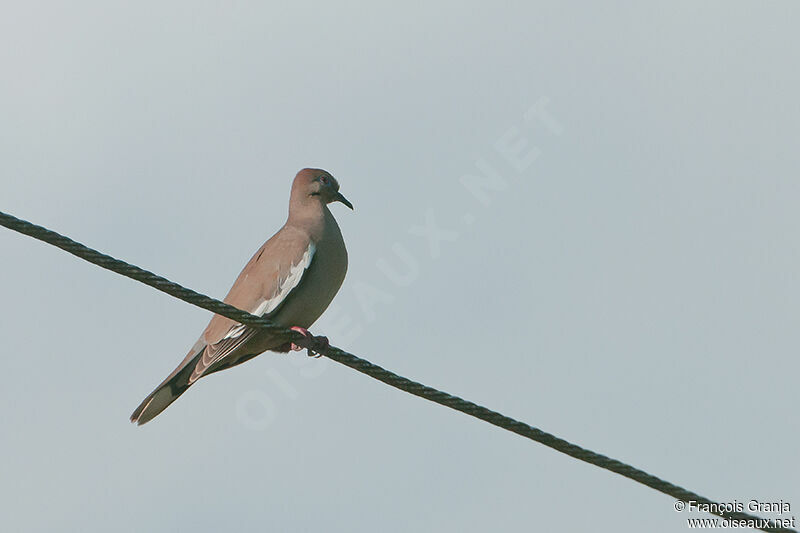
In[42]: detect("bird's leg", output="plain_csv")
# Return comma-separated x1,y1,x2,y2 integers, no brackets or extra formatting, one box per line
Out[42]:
289,326,329,358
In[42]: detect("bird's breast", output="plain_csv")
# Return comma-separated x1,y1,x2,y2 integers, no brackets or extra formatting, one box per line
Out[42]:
271,212,347,329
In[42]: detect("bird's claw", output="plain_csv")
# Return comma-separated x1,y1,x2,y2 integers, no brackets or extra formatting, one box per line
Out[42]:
289,327,329,358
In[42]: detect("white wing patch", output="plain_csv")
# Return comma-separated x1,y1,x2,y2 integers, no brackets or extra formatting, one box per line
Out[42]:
221,323,247,340
221,242,316,340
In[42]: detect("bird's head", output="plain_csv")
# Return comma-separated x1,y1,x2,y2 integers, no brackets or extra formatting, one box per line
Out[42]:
294,168,354,210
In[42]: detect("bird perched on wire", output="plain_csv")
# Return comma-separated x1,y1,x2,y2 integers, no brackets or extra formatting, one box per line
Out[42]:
131,168,353,425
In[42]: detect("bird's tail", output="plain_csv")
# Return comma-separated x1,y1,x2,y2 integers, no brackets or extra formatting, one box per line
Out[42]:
130,342,205,426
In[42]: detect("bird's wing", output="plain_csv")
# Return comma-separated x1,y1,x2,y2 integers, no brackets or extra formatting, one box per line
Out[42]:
189,227,316,382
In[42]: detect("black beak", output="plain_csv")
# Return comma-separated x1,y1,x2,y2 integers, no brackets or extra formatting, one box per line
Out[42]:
335,192,354,210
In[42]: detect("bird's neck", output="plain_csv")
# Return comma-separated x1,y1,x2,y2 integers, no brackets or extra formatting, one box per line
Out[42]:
286,197,329,236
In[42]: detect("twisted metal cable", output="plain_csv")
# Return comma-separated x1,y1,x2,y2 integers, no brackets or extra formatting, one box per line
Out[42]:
0,210,793,533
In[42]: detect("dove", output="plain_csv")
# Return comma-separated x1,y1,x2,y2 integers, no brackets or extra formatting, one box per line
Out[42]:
131,168,352,425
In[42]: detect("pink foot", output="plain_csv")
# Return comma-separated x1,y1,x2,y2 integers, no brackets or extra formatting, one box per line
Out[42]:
289,326,329,358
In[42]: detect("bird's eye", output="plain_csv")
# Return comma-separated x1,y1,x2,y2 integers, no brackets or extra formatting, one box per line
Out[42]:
320,176,329,185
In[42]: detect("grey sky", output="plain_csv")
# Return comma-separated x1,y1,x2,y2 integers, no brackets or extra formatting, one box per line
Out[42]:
1,2,798,532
